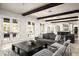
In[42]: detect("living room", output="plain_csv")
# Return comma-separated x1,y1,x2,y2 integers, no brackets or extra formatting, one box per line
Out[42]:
0,3,79,56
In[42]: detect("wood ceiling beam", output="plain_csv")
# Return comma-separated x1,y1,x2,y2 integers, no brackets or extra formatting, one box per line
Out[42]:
46,16,78,22
37,9,79,19
22,3,63,16
51,19,78,23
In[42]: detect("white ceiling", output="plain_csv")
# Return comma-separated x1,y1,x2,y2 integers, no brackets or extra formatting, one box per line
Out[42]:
0,3,47,14
40,13,79,21
30,3,79,18
0,3,79,22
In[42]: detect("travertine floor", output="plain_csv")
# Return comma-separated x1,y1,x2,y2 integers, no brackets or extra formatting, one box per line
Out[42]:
71,39,79,56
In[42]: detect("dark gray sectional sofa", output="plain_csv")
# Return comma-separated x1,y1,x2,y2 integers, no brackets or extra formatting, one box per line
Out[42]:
35,33,65,45
35,33,56,44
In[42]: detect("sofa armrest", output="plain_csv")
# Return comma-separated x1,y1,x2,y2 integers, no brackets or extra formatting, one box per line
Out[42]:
50,42,63,48
33,49,53,56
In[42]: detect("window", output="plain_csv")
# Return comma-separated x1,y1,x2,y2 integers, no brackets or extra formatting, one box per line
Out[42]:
27,21,31,33
13,19,17,23
13,19,18,33
32,22,35,33
3,18,10,38
28,22,31,25
47,26,50,33
40,23,44,34
27,21,35,39
4,18,10,23
4,18,10,33
63,24,69,32
3,18,10,32
3,18,19,40
13,19,18,37
56,25,60,32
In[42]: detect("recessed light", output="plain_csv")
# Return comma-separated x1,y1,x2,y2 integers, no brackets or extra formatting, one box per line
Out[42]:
49,10,52,12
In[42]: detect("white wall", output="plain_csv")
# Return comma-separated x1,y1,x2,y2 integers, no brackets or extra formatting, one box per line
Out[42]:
0,10,50,44
51,21,78,34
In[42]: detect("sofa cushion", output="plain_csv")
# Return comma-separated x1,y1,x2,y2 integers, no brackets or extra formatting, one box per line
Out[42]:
33,45,66,56
36,38,55,44
52,45,66,56
33,49,53,56
43,34,50,39
48,46,58,53
48,33,56,40
55,35,61,41
43,33,56,40
50,42,63,48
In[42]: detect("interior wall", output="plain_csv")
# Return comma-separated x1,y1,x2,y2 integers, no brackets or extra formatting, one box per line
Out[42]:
51,21,78,34
0,10,49,44
0,9,79,44
44,22,52,33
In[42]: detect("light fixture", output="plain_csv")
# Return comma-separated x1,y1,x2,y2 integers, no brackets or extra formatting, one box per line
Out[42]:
49,10,52,12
